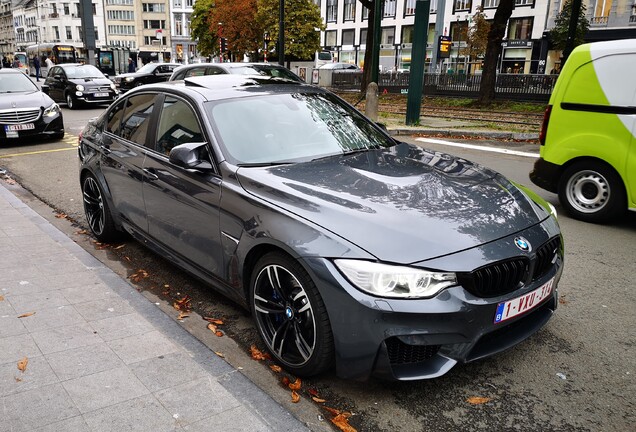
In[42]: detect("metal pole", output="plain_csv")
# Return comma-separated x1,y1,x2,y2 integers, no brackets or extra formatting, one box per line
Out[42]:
561,0,582,67
370,0,382,84
406,0,430,125
278,0,285,66
429,0,447,73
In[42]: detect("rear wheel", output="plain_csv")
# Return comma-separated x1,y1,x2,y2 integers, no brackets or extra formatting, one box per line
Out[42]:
81,174,122,242
558,161,626,223
250,252,334,377
65,93,77,110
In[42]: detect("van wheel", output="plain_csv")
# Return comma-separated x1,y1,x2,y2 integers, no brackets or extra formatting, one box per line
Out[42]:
558,161,626,223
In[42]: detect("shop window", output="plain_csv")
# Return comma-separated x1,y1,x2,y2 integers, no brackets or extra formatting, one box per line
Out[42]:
507,17,533,40
342,29,355,46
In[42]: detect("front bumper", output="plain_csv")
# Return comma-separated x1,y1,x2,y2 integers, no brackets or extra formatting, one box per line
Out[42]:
304,219,563,381
530,157,561,194
0,111,64,140
75,90,118,104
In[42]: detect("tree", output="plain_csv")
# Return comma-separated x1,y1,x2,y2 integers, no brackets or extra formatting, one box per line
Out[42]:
211,0,262,60
477,0,515,105
549,0,590,51
256,0,324,62
463,7,490,61
191,0,217,57
358,0,376,91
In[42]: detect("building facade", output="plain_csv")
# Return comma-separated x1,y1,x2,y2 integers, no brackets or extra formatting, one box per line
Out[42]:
0,0,16,58
170,0,199,64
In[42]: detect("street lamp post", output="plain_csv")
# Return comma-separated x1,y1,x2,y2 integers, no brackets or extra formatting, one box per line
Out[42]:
263,31,270,63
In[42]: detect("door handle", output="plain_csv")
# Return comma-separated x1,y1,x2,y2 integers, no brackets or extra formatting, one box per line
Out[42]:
99,145,111,155
143,168,159,181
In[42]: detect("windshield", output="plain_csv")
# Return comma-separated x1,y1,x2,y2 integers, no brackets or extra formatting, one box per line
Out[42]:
206,92,394,165
231,66,300,81
64,65,105,79
137,63,158,74
0,72,38,93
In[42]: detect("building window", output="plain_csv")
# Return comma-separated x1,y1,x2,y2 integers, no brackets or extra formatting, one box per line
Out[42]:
63,3,70,15
92,3,96,14
143,3,166,12
77,26,83,41
94,27,99,40
360,29,367,44
325,30,337,47
401,25,414,44
344,0,355,21
362,6,369,20
515,0,533,5
106,0,134,4
483,0,499,8
107,10,134,20
175,18,183,35
327,0,337,22
53,26,60,40
144,36,167,45
144,20,166,30
381,27,395,45
186,0,194,6
404,0,416,15
384,0,397,18
66,26,72,40
507,17,533,40
174,0,182,7
342,29,355,45
454,0,471,11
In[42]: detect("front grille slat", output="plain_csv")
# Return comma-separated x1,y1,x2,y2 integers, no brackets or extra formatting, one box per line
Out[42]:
0,108,42,124
385,337,440,365
532,236,561,281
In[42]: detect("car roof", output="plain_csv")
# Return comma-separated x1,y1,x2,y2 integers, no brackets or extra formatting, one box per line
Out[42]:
129,75,323,102
174,62,289,71
0,69,25,74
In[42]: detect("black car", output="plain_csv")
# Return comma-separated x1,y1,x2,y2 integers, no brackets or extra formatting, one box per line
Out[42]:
113,62,180,92
0,69,64,141
169,62,304,82
42,63,118,109
78,75,563,381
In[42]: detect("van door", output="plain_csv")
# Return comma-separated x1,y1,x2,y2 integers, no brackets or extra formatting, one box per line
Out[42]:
628,88,636,209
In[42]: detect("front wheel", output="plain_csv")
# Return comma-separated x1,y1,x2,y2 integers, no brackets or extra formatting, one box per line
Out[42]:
65,93,77,110
558,161,626,223
81,174,123,242
250,252,334,377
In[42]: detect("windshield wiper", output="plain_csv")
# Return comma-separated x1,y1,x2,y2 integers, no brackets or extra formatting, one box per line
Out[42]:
238,161,295,167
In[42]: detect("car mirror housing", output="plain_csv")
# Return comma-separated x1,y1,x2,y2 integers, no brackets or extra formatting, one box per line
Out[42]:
169,142,213,171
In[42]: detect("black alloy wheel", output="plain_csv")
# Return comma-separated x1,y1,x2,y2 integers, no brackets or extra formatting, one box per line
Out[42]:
82,174,121,242
250,252,334,377
65,93,76,110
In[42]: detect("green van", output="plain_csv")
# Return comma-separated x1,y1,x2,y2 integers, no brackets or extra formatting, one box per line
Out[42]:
530,39,636,223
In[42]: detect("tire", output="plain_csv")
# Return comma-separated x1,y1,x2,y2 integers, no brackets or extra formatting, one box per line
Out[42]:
51,131,65,140
81,174,122,242
250,252,334,377
65,93,76,110
558,161,626,223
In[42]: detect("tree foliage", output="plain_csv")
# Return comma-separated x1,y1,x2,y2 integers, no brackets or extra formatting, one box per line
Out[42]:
256,0,324,60
211,0,262,59
549,0,590,51
463,7,490,59
191,0,217,57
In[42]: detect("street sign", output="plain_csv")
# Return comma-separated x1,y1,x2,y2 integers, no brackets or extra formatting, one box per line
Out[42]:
156,30,163,40
438,36,452,59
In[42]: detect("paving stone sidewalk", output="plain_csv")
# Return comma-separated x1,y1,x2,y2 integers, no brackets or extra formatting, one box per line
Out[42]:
0,182,306,432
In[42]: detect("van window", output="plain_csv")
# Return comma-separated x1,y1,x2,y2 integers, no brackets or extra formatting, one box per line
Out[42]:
318,52,332,61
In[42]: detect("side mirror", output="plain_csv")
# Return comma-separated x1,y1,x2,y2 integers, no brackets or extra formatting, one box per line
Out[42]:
53,74,62,80
169,142,213,171
104,73,109,79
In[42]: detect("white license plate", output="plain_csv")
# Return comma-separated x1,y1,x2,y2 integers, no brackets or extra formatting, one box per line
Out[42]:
5,124,34,131
494,277,554,324
94,92,109,97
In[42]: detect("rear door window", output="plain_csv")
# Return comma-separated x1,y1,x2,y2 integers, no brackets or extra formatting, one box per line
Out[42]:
119,94,157,146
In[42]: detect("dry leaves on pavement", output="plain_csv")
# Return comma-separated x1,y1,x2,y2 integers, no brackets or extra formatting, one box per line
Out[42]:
467,396,491,405
0,295,4,301
129,269,149,283
173,296,191,312
291,390,301,403
249,345,270,361
288,378,302,391
55,212,68,219
322,406,357,432
206,323,223,337
177,312,190,321
214,351,225,358
17,357,28,372
17,312,36,318
269,365,282,373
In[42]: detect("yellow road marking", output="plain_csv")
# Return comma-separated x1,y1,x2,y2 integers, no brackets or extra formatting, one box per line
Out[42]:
0,147,77,158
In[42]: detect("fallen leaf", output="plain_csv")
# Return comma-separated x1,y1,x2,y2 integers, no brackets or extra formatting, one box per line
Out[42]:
177,312,189,321
207,323,217,333
203,317,224,325
323,406,341,416
291,390,301,403
76,229,88,235
0,295,4,301
214,351,225,358
312,396,326,403
113,244,125,250
17,312,36,318
308,388,319,397
559,296,568,305
331,412,356,432
129,269,149,283
5,178,16,185
288,378,302,391
250,345,268,361
173,296,191,312
15,377,22,382
55,213,67,219
17,357,28,372
282,377,290,386
215,331,223,337
270,365,282,373
124,256,131,262
467,396,491,405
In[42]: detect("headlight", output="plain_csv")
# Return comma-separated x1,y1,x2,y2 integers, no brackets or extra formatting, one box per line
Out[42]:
110,83,116,90
43,103,60,117
125,77,135,82
334,260,457,299
76,84,85,91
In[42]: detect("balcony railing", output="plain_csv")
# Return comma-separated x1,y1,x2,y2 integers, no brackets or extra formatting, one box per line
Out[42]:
590,16,608,26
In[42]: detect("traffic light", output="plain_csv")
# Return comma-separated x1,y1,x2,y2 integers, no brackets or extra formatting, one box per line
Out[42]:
220,37,227,53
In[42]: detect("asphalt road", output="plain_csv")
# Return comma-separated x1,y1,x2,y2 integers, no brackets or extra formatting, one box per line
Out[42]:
0,106,634,431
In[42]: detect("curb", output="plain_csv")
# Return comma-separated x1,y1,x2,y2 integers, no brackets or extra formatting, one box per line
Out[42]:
388,128,539,141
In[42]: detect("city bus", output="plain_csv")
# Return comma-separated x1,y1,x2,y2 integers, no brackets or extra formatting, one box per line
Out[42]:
26,43,78,77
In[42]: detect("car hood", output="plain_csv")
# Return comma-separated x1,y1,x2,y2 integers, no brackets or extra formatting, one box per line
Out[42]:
68,77,113,86
236,143,549,263
116,72,146,79
0,91,54,108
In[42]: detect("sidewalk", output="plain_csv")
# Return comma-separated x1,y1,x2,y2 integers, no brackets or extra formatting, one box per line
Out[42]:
0,182,306,432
